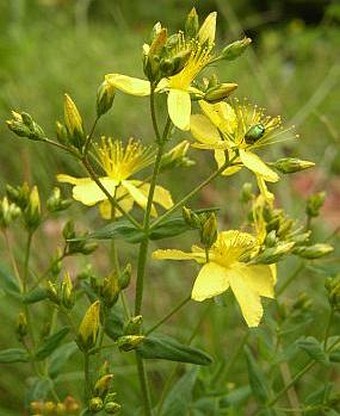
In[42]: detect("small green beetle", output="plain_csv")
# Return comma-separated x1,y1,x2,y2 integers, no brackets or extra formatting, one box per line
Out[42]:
244,123,265,145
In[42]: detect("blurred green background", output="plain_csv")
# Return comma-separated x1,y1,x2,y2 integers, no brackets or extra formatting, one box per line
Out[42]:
0,0,339,414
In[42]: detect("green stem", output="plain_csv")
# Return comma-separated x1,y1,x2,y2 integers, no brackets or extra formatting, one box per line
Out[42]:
83,116,100,155
276,262,305,296
146,295,191,335
3,230,22,291
136,354,153,416
151,157,237,230
323,307,335,350
81,156,141,229
84,352,91,402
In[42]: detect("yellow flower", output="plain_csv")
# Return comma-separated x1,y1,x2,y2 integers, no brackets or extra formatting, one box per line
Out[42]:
105,12,217,131
190,99,295,189
57,137,173,219
153,230,276,327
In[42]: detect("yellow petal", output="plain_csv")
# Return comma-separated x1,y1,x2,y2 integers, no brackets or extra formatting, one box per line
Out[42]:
198,12,217,45
58,174,118,206
190,114,221,144
129,180,174,210
99,190,134,220
105,74,151,96
236,264,275,299
122,180,157,217
228,268,264,327
152,249,205,262
214,150,242,176
256,175,275,203
167,89,191,131
199,100,236,134
239,150,279,183
191,262,230,301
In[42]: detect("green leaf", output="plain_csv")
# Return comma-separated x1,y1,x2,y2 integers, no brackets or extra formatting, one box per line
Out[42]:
0,348,29,363
48,341,78,378
149,217,191,240
297,336,329,365
22,286,49,304
219,385,251,408
136,334,213,365
162,368,198,415
329,349,340,363
0,264,21,296
103,309,125,341
244,346,271,405
35,327,70,361
29,377,54,401
89,220,145,243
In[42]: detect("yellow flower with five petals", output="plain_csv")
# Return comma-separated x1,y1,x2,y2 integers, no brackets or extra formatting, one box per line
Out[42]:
57,137,173,219
152,230,276,327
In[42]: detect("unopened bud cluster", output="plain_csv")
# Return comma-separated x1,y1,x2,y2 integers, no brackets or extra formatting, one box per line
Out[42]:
182,207,218,248
62,220,98,255
29,396,79,415
6,111,45,141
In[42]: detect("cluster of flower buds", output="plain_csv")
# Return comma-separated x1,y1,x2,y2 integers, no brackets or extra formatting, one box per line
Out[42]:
47,272,75,309
91,263,132,308
182,207,218,249
6,183,42,232
325,275,340,311
29,396,79,415
46,187,72,213
62,220,98,255
0,196,21,228
200,74,238,104
306,191,326,218
76,300,101,351
6,111,45,141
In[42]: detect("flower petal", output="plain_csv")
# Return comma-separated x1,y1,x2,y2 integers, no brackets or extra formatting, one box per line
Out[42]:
198,12,217,46
152,249,205,262
214,150,242,176
228,267,264,327
105,74,151,96
190,114,221,144
58,174,118,206
256,175,275,202
99,191,134,219
128,180,174,210
236,264,275,299
168,89,191,131
191,262,230,301
199,100,236,134
239,150,279,182
122,180,157,216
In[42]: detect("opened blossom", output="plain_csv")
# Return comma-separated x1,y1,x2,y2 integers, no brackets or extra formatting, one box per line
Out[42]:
105,12,219,131
57,137,173,219
153,230,276,327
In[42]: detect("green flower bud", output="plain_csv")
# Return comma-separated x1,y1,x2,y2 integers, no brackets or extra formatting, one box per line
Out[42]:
6,183,30,210
63,220,75,241
24,186,41,231
93,374,114,398
96,80,116,117
143,27,167,83
117,335,145,352
240,182,253,203
77,300,101,351
221,37,252,61
325,275,340,310
55,121,68,144
0,197,21,228
61,272,75,309
253,242,295,264
124,315,143,335
118,263,132,290
47,281,60,305
160,49,191,78
200,213,218,248
47,187,72,213
264,230,277,247
6,111,45,141
160,140,194,171
182,206,201,229
16,312,28,340
306,191,326,218
272,158,315,174
185,7,199,39
88,397,104,413
293,243,334,259
204,83,238,103
104,402,122,414
64,93,85,150
101,271,120,308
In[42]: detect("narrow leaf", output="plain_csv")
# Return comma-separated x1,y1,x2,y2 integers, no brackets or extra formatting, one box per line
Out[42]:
297,336,329,365
244,346,271,404
48,341,78,378
0,265,21,295
0,348,29,363
89,220,145,243
22,287,49,304
149,217,191,240
136,334,213,365
35,327,70,361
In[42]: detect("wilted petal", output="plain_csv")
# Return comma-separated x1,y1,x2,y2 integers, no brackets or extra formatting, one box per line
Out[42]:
105,74,151,96
239,150,279,183
192,262,230,301
168,89,191,131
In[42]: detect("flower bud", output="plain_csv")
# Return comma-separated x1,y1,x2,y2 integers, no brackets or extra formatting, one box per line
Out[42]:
55,121,68,144
204,83,238,103
240,182,253,204
61,272,75,309
93,374,114,398
16,312,28,340
124,315,143,335
6,111,45,141
118,263,132,290
104,402,122,414
96,80,115,117
182,206,201,229
101,271,120,308
185,7,199,39
47,281,60,304
63,396,80,413
24,186,41,231
160,49,191,78
306,191,326,218
77,300,101,351
273,158,315,174
117,335,145,352
293,243,334,259
325,275,340,310
253,242,295,264
221,37,252,61
160,140,194,171
143,27,167,83
47,187,72,213
6,183,30,210
0,197,21,228
64,94,85,150
88,397,104,413
200,213,218,248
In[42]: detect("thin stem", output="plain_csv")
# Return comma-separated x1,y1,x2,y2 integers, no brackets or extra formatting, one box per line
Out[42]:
136,354,153,416
151,157,237,230
81,156,142,229
83,353,91,403
150,85,161,142
146,295,191,335
42,137,80,157
2,230,22,291
83,116,100,155
323,307,335,350
276,262,305,296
